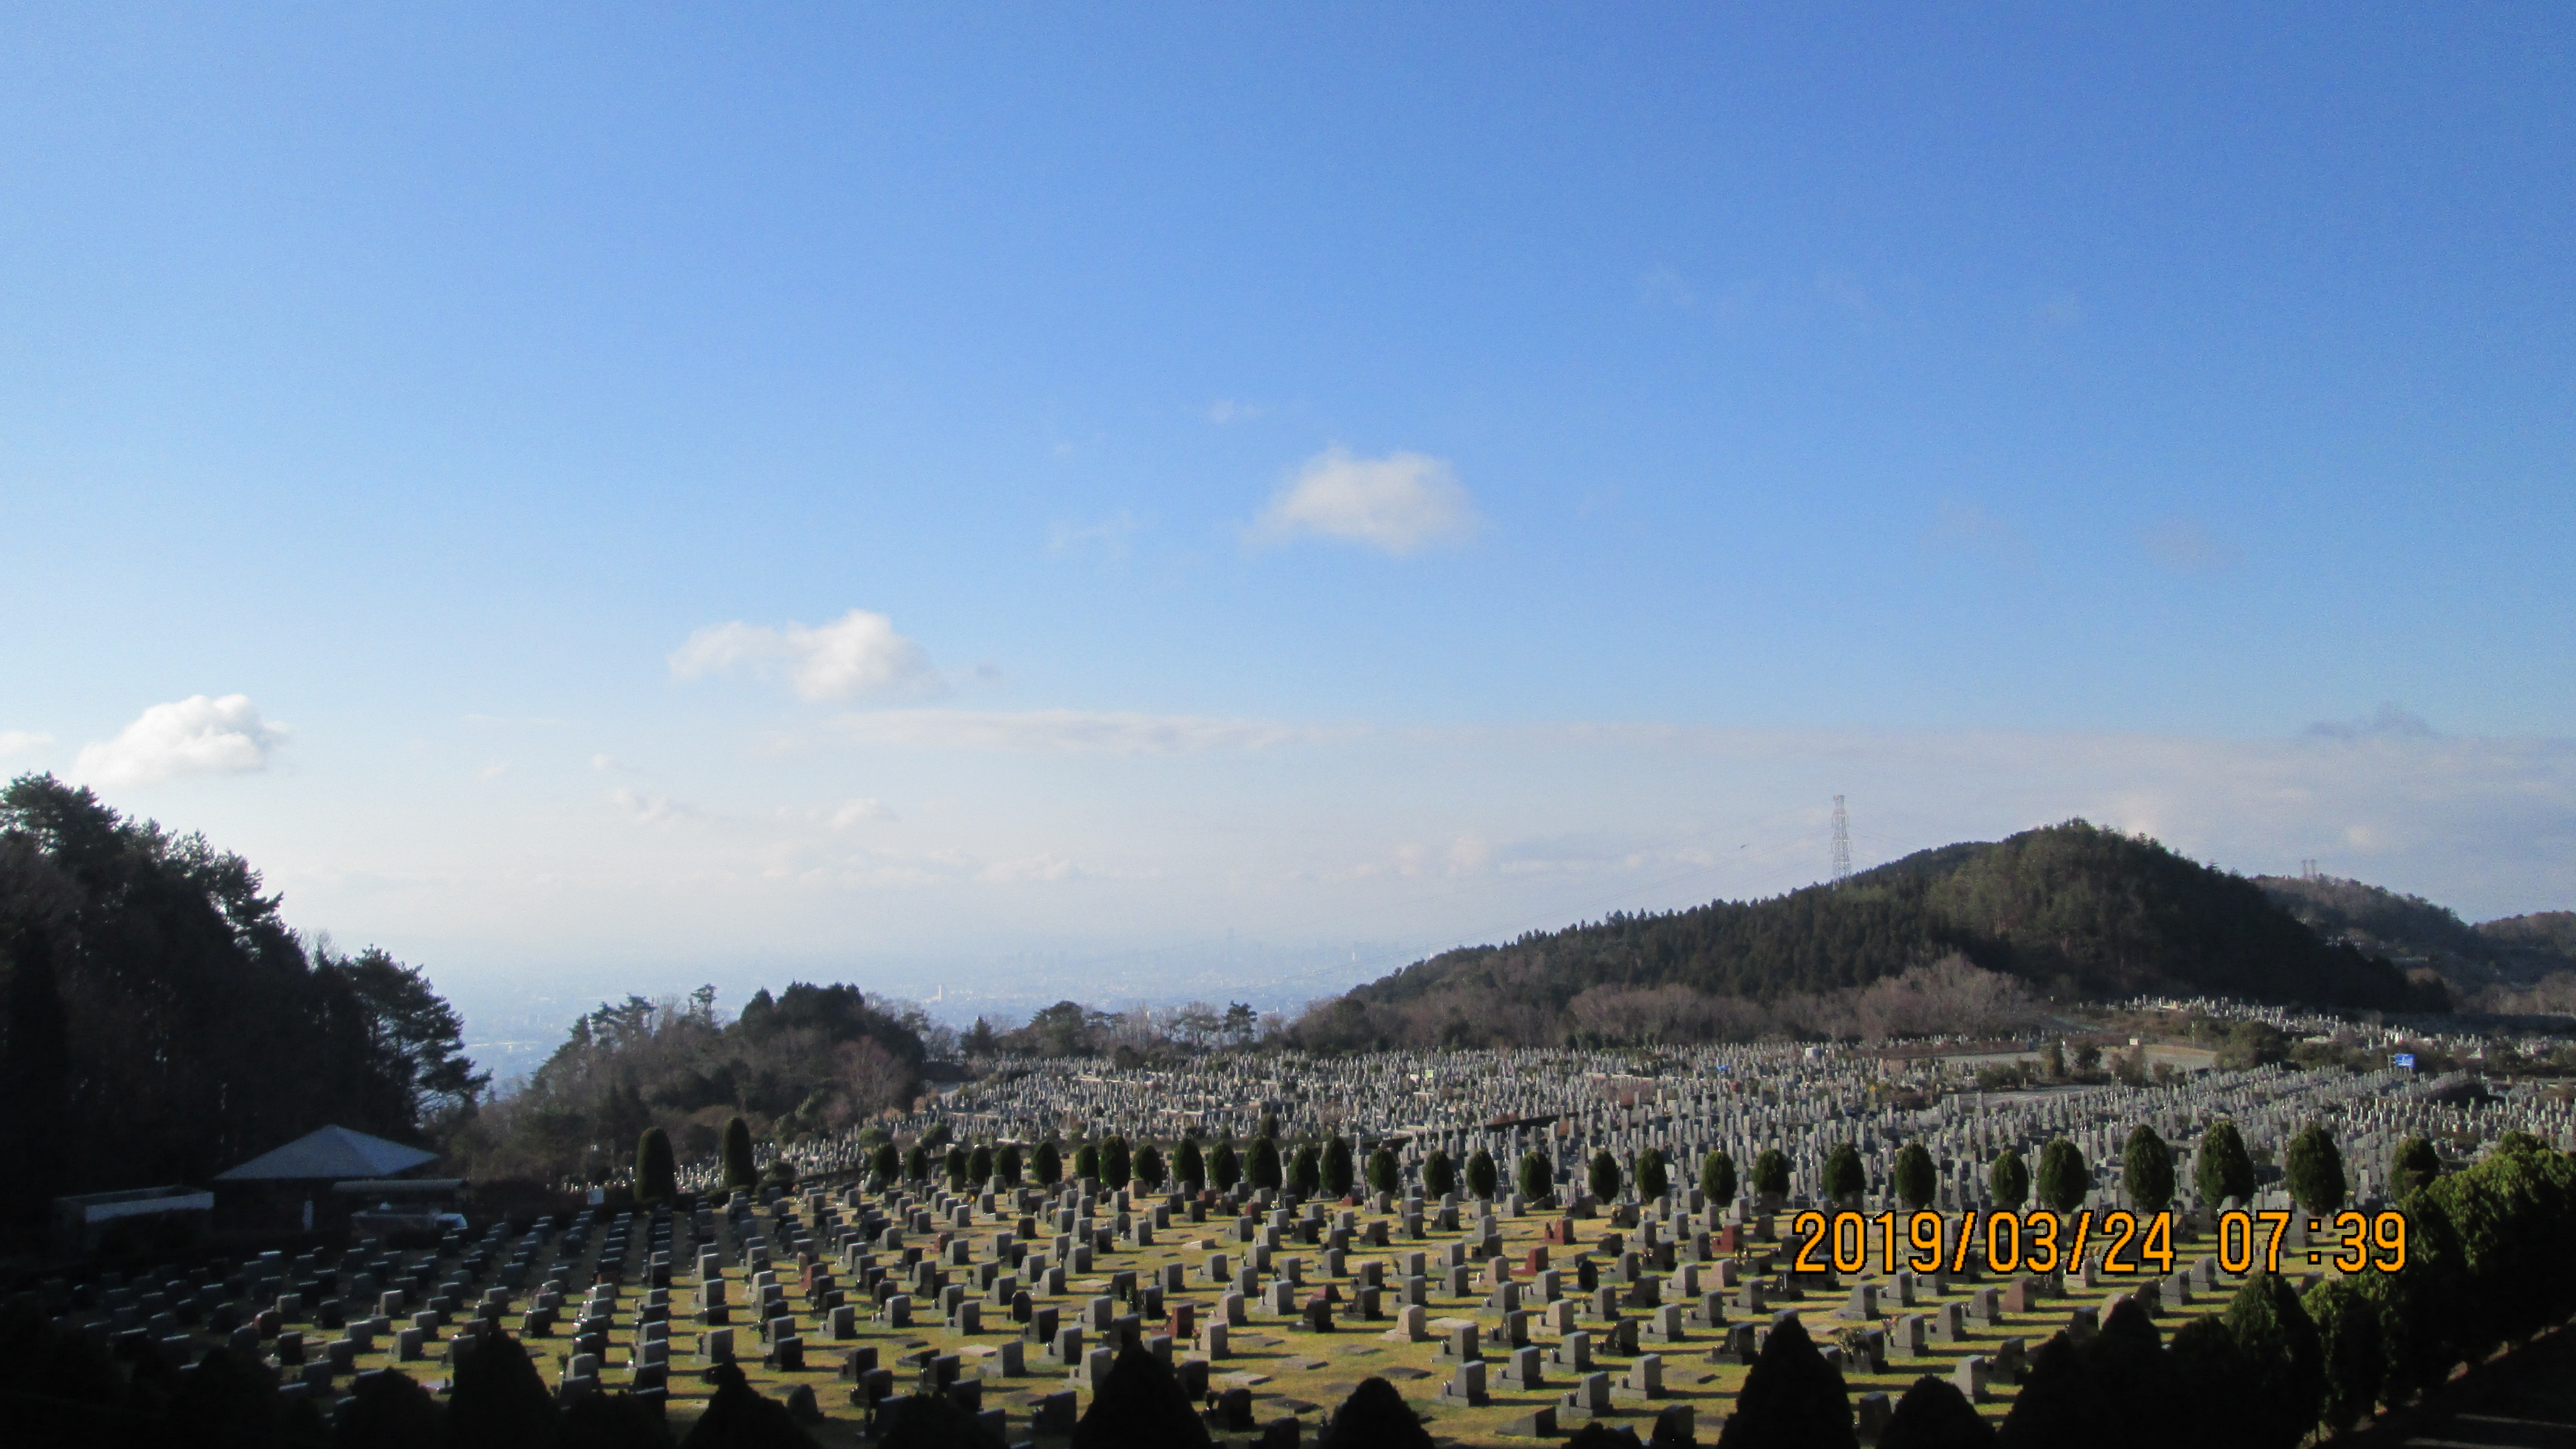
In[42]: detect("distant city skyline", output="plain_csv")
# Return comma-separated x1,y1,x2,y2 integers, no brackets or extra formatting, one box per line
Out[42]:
3,6,2568,1053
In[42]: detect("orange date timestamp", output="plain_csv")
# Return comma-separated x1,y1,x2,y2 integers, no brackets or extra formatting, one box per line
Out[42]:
1783,1208,2409,1278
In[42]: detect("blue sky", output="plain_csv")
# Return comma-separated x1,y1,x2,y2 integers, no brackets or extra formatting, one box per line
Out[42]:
3,5,2570,1050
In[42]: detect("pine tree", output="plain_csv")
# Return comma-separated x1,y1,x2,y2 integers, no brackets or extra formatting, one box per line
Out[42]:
1367,1145,1401,1196
1212,1140,1241,1191
1424,1147,1457,1197
2035,1139,2087,1215
1589,1150,1622,1204
2122,1125,2175,1215
635,1127,676,1205
1753,1147,1790,1200
1713,1313,1857,1449
1636,1147,1669,1201
2284,1122,2346,1214
2194,1121,2254,1205
1176,1138,1205,1189
1251,1137,1284,1191
967,1143,993,1183
1893,1143,1936,1211
1103,1135,1131,1191
1881,1373,1995,1449
1466,1147,1498,1199
996,1143,1023,1185
720,1116,757,1191
1133,1144,1166,1191
1823,1143,1866,1204
1034,1139,1063,1186
1702,1149,1738,1204
1988,1147,2029,1210
2389,1134,2440,1195
1323,1137,1357,1198
2224,1272,2326,1449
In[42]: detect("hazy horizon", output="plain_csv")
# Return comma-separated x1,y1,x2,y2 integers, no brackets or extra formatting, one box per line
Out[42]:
5,6,2569,1066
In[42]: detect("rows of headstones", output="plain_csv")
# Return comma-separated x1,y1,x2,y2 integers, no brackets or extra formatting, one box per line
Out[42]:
26,1125,2294,1442
719,1043,2571,1224
2125,994,2568,1059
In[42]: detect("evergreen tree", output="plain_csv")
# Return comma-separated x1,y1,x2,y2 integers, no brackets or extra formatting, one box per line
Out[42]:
1175,1138,1204,1189
1212,1140,1242,1191
1251,1137,1284,1191
1988,1147,2029,1210
1823,1143,1866,1204
1134,1143,1167,1191
2122,1125,2175,1215
1323,1137,1357,1198
2306,1277,2384,1436
1893,1143,1936,1211
1073,1139,1100,1182
1881,1374,1995,1449
869,1139,899,1184
1508,1147,1542,1202
1424,1147,1457,1197
2195,1121,2255,1205
1752,1147,1791,1199
996,1142,1023,1185
2283,1122,2346,1214
2389,1134,2440,1195
944,1144,969,1189
967,1143,993,1183
636,1126,677,1205
2167,1317,2261,1449
2035,1139,2087,1214
2224,1272,2326,1449
721,1115,757,1191
1072,1342,1214,1448
1636,1146,1669,1201
1465,1147,1497,1199
1589,1149,1622,1204
1319,1376,1433,1449
1702,1148,1737,1204
1103,1135,1131,1190
447,1332,556,1449
1258,1111,1280,1142
1034,1139,1063,1186
1713,1313,1857,1449
1996,1335,2088,1449
1290,1141,1322,1196
1367,1145,1401,1196
904,1143,930,1182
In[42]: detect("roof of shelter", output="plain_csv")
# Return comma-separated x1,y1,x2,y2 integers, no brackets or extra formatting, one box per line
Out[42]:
214,1125,438,1182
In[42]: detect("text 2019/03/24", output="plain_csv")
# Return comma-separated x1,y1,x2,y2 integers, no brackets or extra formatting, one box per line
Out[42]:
1783,1208,2411,1277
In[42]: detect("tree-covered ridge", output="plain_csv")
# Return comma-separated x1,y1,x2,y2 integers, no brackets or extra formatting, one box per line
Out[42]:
444,980,929,1188
0,774,481,1240
1343,821,2430,1028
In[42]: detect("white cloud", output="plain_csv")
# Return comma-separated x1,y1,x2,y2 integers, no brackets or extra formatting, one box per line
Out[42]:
1206,399,1265,424
0,730,53,756
607,786,697,825
2141,515,2242,573
477,761,513,781
829,708,1346,755
828,798,893,830
1252,447,1480,555
73,695,288,787
669,608,935,702
1048,513,1141,560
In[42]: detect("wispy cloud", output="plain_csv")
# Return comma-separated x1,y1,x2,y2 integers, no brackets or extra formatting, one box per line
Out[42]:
73,695,289,787
1206,399,1265,424
1251,447,1480,555
2140,515,2243,574
1048,512,1142,561
830,708,1349,755
2303,704,2437,742
607,785,698,825
670,608,936,702
0,730,53,757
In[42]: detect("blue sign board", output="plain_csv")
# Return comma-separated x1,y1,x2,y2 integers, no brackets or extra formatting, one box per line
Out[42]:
2392,1052,2417,1069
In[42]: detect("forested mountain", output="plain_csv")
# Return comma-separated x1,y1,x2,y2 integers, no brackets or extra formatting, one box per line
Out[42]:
0,775,480,1242
2257,875,2576,997
444,982,928,1187
1294,821,2442,1052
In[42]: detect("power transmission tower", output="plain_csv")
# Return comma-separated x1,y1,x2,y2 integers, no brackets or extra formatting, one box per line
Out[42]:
1830,795,1853,886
